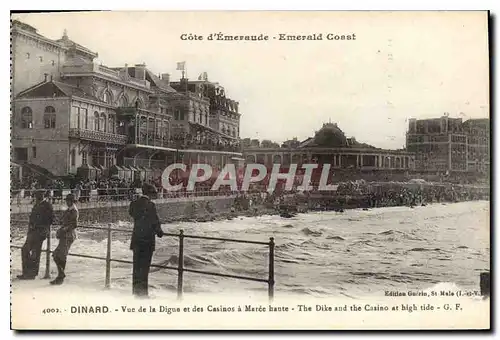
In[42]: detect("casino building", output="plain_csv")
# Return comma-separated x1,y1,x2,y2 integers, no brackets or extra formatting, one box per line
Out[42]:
243,123,415,183
11,20,242,181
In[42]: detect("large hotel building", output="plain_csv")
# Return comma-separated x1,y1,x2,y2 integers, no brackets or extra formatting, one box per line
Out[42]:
406,115,490,177
11,20,242,181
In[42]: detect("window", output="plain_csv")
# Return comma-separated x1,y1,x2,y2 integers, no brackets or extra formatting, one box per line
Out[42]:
39,56,43,62
94,112,100,130
20,107,33,129
71,149,76,166
100,113,106,132
108,114,115,134
82,151,88,165
103,91,112,104
82,108,88,129
44,113,56,128
44,106,56,128
32,147,37,158
72,106,80,129
51,60,55,66
14,148,28,162
26,53,30,59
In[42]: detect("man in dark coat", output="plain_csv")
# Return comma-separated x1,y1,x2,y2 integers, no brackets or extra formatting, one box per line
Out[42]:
129,183,164,297
50,194,79,285
18,190,54,280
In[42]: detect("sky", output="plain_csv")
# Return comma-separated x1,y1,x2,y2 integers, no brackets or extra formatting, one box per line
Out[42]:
12,11,489,149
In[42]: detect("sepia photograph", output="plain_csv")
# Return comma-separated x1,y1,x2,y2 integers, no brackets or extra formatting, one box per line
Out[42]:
9,10,490,330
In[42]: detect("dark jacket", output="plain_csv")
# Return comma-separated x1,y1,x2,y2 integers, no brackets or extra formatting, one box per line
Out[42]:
129,195,163,251
29,199,54,238
57,205,78,240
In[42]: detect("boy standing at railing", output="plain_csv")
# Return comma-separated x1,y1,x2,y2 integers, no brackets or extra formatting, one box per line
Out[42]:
50,194,79,285
129,183,165,298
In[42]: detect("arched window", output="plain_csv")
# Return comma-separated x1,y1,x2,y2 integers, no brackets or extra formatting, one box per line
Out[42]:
103,91,112,105
119,96,128,107
94,112,100,131
108,114,115,134
43,106,56,129
20,107,33,129
100,113,107,132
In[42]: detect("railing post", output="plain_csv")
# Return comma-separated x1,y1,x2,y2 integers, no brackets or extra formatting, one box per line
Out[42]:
43,226,51,279
105,223,112,288
177,229,184,300
268,237,275,302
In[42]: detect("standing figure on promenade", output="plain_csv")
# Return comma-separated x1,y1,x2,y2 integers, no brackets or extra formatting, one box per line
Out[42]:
17,190,54,280
50,194,79,285
129,183,165,298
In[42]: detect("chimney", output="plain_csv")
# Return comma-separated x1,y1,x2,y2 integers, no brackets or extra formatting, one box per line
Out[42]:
161,73,170,85
134,63,146,81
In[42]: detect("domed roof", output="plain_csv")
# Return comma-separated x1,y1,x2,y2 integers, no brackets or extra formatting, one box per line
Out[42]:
312,123,348,147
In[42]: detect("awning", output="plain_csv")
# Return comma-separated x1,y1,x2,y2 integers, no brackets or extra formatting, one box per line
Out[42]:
79,164,97,170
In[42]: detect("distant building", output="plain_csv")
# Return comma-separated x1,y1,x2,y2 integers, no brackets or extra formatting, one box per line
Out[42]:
243,123,414,172
406,115,490,175
170,76,241,139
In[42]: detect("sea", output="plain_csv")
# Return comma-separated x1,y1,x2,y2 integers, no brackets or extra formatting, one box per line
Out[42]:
10,200,490,299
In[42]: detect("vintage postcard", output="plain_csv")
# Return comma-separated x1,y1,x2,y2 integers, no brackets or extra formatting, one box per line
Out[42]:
10,11,490,330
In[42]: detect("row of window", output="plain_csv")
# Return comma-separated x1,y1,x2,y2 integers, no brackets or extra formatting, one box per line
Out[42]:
25,53,55,65
70,150,113,167
221,125,238,137
72,106,116,133
20,106,56,129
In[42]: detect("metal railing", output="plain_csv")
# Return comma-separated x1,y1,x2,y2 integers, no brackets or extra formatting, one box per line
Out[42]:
11,224,275,301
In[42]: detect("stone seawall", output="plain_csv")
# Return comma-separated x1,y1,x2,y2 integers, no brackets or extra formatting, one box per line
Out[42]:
11,196,237,225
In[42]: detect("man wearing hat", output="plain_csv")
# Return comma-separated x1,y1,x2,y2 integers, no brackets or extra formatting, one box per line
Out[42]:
18,190,54,280
50,193,79,285
128,183,165,297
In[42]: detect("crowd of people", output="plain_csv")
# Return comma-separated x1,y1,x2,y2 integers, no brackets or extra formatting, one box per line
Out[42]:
11,172,489,211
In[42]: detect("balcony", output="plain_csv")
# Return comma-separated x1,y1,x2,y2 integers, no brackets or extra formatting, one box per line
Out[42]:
69,128,128,145
61,64,151,89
